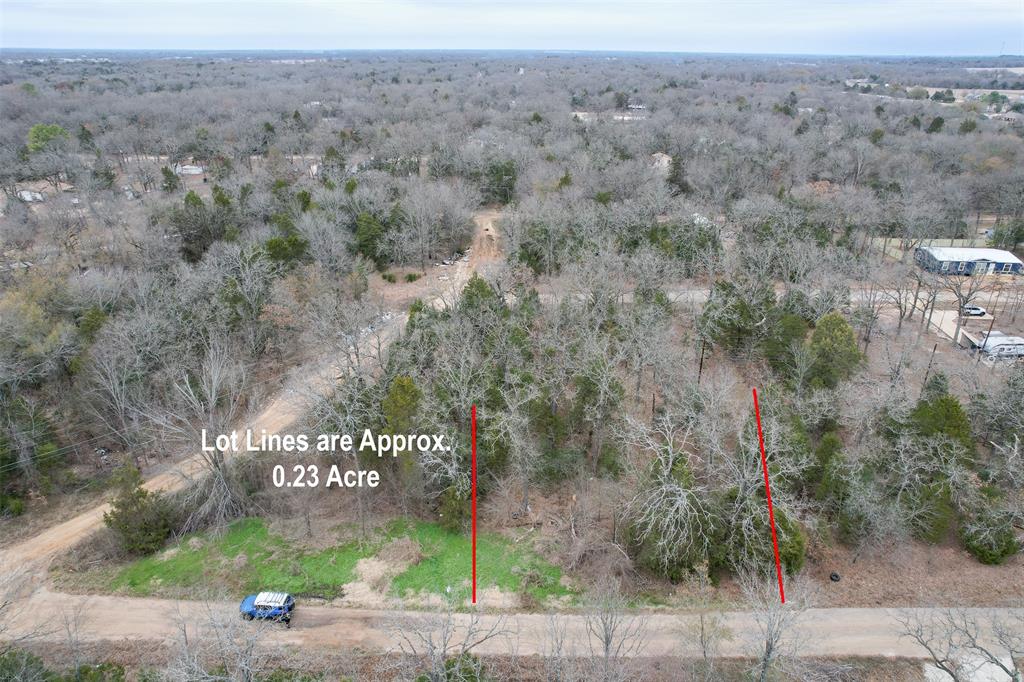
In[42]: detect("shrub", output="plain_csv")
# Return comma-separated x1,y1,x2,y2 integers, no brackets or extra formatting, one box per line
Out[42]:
103,465,176,556
630,523,708,583
69,663,128,681
0,495,25,517
382,376,422,435
459,273,501,312
699,279,776,352
77,306,108,342
912,394,973,455
160,166,180,192
959,118,977,134
837,504,868,545
716,491,807,576
264,233,309,264
27,123,69,152
416,655,484,682
808,312,862,388
811,431,848,506
404,272,421,283
483,159,516,204
381,272,397,283
355,212,387,268
925,116,945,133
960,508,1019,565
775,508,807,574
761,313,809,375
596,443,622,479
910,483,955,544
0,650,50,680
437,486,470,532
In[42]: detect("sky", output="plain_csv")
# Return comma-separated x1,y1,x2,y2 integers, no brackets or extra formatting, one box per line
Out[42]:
1,0,1022,56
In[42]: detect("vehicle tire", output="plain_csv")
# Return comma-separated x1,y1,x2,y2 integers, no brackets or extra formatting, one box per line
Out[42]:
244,613,254,621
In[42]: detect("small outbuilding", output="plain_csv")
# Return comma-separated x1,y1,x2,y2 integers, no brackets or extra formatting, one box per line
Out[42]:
914,246,1023,275
173,163,205,176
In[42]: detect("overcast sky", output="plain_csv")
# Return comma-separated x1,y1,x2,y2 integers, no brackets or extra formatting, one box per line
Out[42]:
1,0,1022,56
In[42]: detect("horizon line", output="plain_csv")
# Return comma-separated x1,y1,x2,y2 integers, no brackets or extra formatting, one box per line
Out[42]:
2,46,1023,60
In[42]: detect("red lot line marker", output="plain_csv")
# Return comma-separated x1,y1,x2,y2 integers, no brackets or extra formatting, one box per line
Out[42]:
752,388,786,604
471,404,478,604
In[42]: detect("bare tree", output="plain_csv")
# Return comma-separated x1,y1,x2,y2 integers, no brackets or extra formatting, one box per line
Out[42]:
164,602,274,681
582,579,648,682
0,568,51,655
385,594,511,682
852,280,885,350
492,374,541,513
542,612,574,682
59,598,89,675
141,334,251,532
680,562,731,682
84,310,169,448
616,296,674,406
305,288,386,380
221,245,277,358
740,570,814,682
305,377,379,538
896,608,1024,682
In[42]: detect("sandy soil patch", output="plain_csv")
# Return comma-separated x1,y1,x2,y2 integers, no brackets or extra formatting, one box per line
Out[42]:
335,537,424,608
475,586,518,609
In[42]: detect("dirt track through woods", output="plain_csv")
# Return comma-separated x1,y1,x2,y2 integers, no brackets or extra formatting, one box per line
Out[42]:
0,209,503,573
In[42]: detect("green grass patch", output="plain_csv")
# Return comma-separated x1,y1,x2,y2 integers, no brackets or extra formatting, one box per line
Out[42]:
111,518,370,599
99,517,571,606
386,520,571,604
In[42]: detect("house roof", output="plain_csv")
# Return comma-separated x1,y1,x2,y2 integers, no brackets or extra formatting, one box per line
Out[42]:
919,246,1023,266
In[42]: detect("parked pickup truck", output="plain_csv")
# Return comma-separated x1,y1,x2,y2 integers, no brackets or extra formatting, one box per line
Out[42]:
239,591,295,627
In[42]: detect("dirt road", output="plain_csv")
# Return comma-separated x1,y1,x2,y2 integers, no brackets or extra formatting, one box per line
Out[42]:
0,209,504,573
7,587,1023,661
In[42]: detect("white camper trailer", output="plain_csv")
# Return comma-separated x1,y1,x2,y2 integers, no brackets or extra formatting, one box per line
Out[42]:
978,331,1024,359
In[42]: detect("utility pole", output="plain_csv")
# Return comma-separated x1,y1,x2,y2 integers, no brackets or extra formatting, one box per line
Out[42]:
977,311,997,365
920,343,938,399
697,338,706,385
